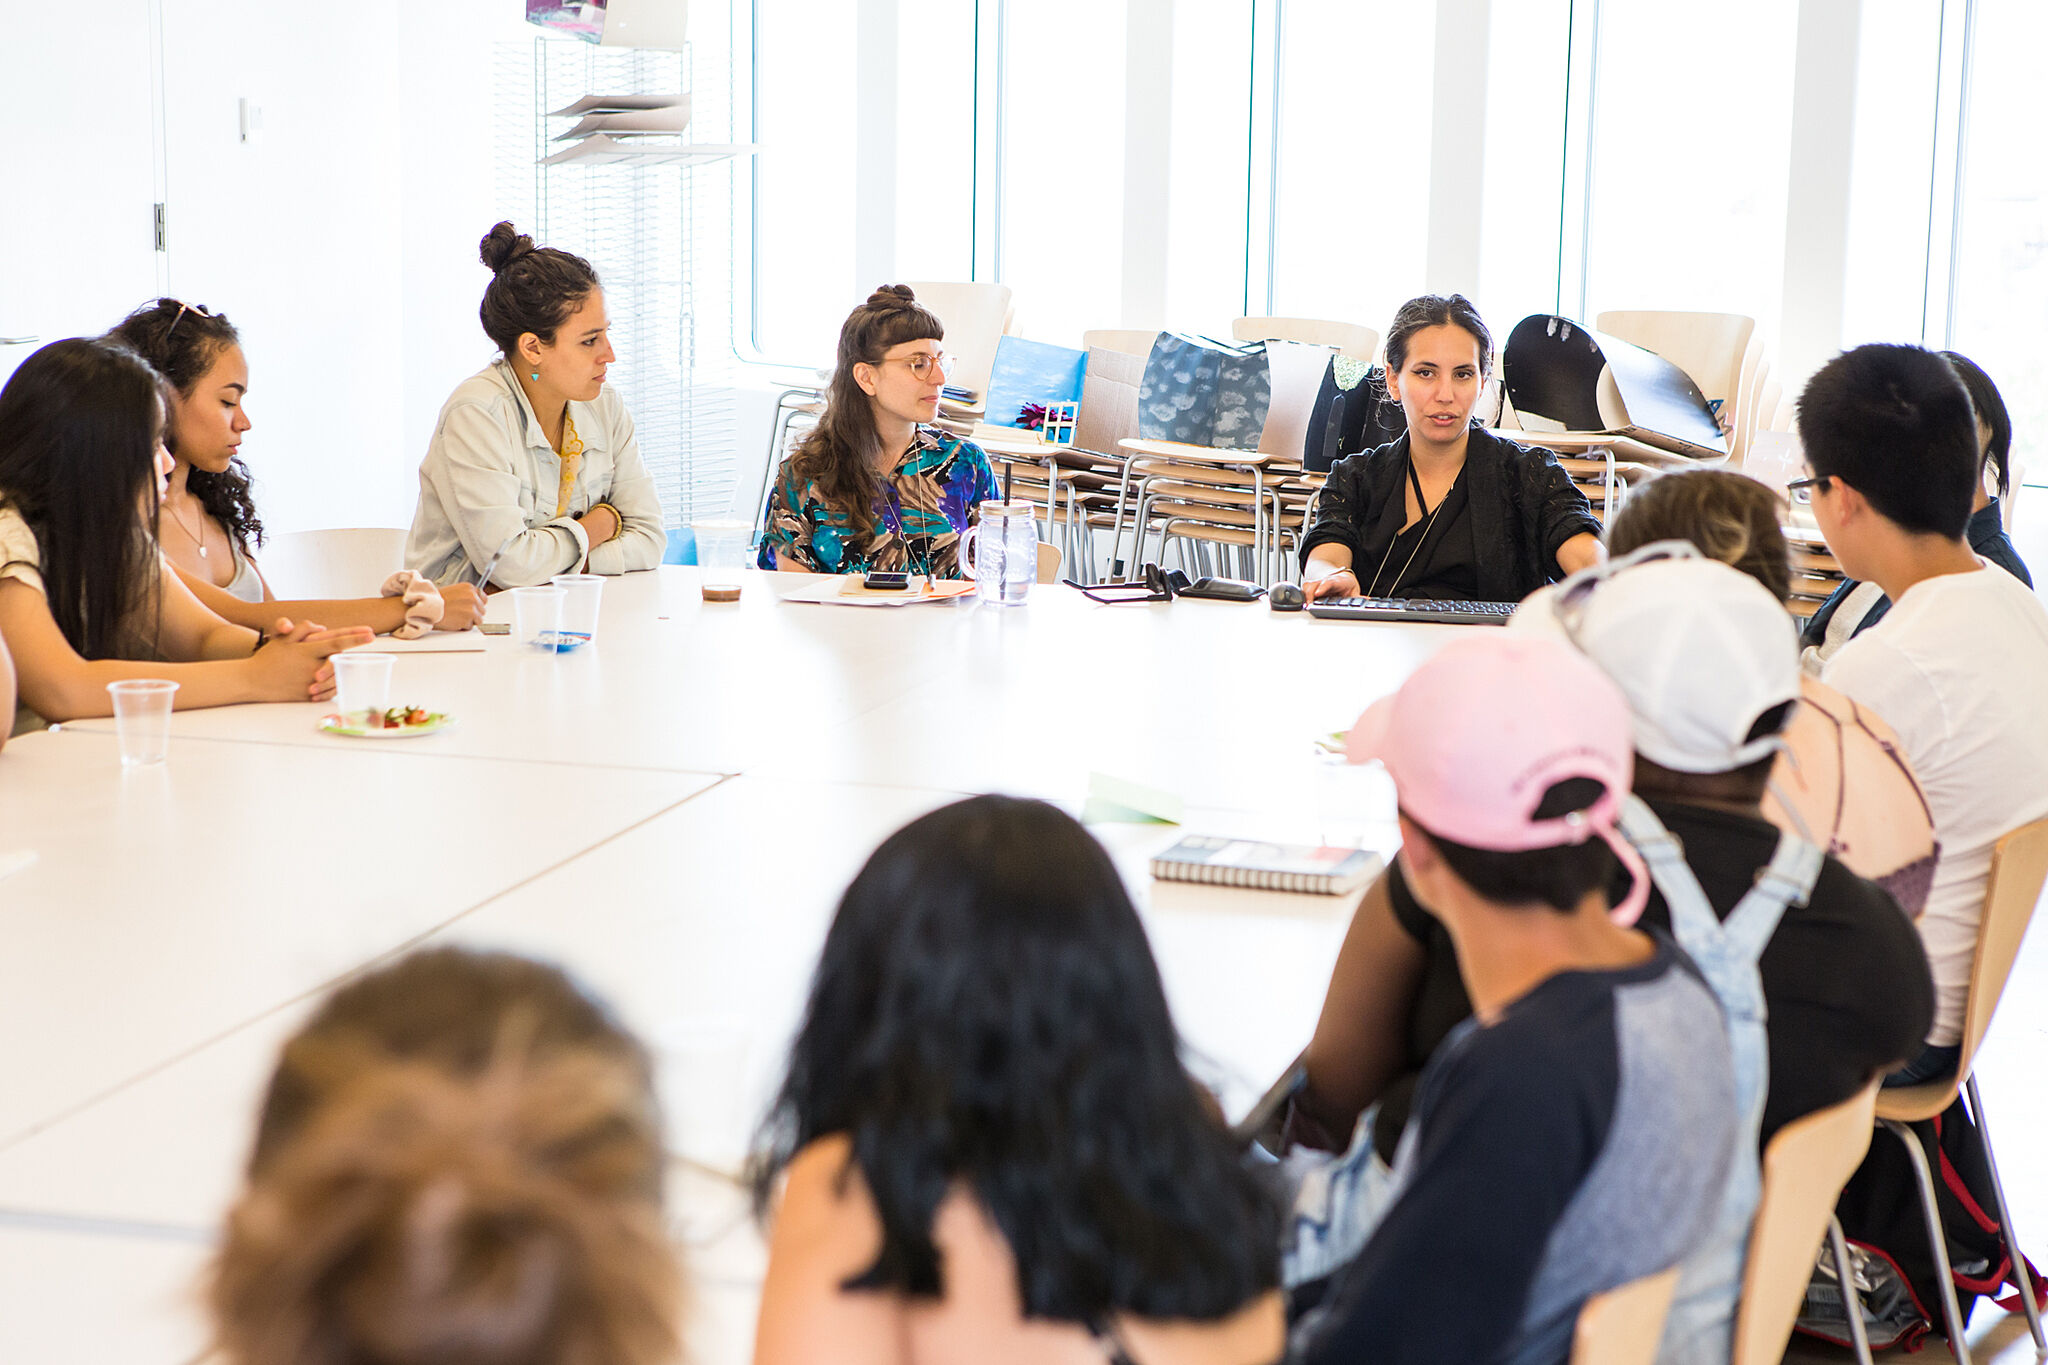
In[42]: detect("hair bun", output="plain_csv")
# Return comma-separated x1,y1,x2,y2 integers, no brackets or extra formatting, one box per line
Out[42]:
866,284,917,310
480,222,539,274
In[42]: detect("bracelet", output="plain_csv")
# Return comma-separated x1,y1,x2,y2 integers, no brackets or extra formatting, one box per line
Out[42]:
590,502,621,543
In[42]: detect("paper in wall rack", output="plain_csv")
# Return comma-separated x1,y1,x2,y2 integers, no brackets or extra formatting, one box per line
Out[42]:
540,93,754,167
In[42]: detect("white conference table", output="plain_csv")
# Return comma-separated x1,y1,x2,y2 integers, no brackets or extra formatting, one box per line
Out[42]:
0,567,1461,1365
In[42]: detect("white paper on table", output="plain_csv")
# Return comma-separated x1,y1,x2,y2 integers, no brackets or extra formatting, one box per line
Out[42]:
776,576,975,608
349,630,489,655
0,849,37,882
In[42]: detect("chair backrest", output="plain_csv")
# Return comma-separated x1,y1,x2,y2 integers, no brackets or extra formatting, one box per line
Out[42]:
1570,1266,1682,1365
1259,340,1338,458
1958,815,2048,1069
255,527,410,599
1731,1080,1882,1365
1035,539,1062,584
1594,311,1756,416
1074,347,1145,454
1081,328,1161,357
1233,315,1379,360
899,281,1015,399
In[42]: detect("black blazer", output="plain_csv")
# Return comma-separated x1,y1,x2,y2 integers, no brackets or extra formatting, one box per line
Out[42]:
1298,426,1603,602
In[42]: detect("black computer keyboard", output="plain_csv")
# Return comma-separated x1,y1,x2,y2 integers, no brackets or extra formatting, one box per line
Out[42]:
1307,596,1518,625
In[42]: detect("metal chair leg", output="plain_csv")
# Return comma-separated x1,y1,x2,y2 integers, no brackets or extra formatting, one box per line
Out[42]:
1828,1214,1875,1365
1966,1074,2045,1349
1879,1117,1975,1364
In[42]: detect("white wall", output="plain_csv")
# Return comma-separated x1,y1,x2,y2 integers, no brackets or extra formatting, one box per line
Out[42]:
150,0,535,538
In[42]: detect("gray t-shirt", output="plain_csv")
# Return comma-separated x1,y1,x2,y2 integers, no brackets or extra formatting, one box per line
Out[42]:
1298,931,1736,1365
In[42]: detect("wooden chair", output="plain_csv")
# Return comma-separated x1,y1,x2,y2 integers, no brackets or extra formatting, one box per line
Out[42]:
1035,540,1062,584
1731,1080,1882,1365
1233,315,1379,360
1595,310,1757,444
255,527,410,598
1866,815,2048,1365
1080,328,1160,357
1569,1266,1682,1365
1121,338,1334,585
900,280,1016,417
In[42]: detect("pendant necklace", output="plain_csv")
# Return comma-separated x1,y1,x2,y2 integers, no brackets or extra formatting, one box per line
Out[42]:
164,495,212,559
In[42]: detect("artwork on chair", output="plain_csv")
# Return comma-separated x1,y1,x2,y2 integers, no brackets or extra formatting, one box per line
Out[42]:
1041,401,1079,444
985,337,1089,432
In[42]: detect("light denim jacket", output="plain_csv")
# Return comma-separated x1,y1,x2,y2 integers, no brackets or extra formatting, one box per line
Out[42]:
405,358,665,588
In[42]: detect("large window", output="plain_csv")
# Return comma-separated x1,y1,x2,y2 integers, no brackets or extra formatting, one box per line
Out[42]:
1576,0,1798,332
995,0,1130,345
1948,0,2048,486
1265,0,1439,336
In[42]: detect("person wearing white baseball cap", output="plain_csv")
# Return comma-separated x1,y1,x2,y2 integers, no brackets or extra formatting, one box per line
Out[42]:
1280,547,1932,1356
1294,633,1736,1365
1509,544,1933,1363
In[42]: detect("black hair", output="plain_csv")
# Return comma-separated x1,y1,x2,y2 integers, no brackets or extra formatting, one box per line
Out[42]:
0,338,165,660
752,795,1280,1322
1941,350,2012,497
1408,778,1617,913
787,285,948,537
478,221,602,357
1384,293,1494,380
1796,343,1977,538
107,298,265,552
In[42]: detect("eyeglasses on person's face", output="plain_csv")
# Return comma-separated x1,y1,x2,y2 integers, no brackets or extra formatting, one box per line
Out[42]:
1784,473,1833,506
881,351,957,382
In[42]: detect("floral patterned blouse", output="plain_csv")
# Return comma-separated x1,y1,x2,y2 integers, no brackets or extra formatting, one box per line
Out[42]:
757,427,1000,578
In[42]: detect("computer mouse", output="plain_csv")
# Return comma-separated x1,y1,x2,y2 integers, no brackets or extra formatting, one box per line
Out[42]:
1269,582,1306,612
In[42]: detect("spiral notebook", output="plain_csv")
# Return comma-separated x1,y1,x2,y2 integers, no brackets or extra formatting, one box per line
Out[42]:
1150,836,1382,895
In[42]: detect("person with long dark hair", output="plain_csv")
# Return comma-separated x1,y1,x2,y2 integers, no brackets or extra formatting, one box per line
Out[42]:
757,286,999,577
1800,350,2033,665
406,222,666,589
0,338,370,731
108,299,485,633
750,796,1283,1365
1299,294,1604,603
209,947,683,1365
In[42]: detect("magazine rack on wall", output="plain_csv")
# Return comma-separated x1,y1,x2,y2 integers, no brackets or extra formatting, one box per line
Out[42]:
498,39,756,527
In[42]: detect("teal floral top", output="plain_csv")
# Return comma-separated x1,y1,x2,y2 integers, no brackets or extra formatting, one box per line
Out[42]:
758,427,1000,578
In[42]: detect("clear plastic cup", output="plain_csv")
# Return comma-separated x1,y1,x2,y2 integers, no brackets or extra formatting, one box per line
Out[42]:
106,679,178,766
549,573,604,649
692,518,753,597
331,651,395,725
511,585,568,652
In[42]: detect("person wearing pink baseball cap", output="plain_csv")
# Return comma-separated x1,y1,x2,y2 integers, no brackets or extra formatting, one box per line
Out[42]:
1279,547,1934,1363
1292,634,1737,1365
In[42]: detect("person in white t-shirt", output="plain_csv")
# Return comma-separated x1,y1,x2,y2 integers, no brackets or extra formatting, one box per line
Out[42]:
1794,342,2048,1085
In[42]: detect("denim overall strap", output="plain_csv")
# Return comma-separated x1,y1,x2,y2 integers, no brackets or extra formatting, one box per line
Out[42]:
1618,796,1823,1365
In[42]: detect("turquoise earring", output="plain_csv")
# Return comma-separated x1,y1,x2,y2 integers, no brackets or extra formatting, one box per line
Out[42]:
531,371,540,381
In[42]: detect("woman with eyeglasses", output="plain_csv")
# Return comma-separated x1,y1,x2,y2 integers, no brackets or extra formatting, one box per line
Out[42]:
406,222,666,589
0,338,371,732
1798,351,2033,668
1298,294,1605,604
757,286,999,577
107,299,486,634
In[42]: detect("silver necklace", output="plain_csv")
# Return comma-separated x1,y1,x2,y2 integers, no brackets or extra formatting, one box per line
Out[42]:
163,494,213,559
1364,458,1459,598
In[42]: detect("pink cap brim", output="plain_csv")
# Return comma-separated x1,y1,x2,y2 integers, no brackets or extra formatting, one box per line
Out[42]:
1344,696,1397,767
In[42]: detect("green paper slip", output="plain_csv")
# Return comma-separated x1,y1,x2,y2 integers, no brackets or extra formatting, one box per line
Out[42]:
1082,772,1184,825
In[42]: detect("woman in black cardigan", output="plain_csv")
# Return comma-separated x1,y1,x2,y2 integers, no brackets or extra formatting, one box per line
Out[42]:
1300,295,1603,603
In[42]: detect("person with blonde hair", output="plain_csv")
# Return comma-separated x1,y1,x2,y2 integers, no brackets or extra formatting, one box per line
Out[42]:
209,947,682,1365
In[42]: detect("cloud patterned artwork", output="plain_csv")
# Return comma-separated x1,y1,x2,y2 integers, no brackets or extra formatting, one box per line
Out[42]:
1137,334,1272,450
